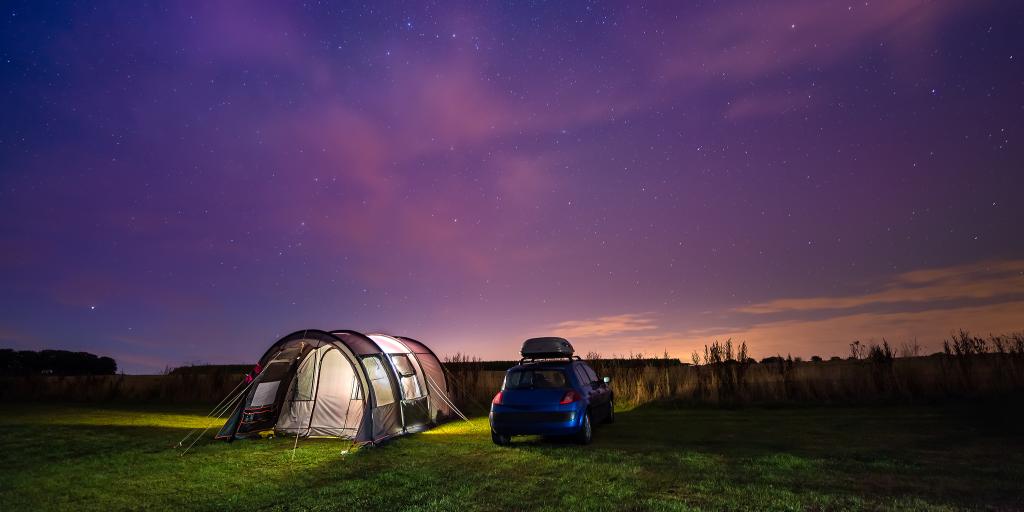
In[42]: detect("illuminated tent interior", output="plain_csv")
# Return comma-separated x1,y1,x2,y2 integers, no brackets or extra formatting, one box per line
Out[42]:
217,329,455,444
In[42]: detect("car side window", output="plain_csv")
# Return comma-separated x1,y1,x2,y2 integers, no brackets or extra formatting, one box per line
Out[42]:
572,365,589,386
581,364,598,383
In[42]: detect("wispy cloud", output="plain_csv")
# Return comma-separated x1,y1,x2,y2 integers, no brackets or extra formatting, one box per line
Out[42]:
679,300,1024,359
738,260,1024,314
653,1,964,84
550,312,658,339
560,261,1024,360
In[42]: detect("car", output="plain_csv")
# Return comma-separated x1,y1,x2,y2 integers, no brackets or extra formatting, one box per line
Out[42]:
489,338,613,446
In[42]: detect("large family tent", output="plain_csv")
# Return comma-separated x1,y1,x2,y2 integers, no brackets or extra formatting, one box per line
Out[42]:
216,329,457,444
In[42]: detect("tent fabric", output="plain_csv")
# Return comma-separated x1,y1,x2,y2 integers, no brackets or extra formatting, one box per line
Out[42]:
217,329,451,444
330,330,383,356
368,334,412,354
308,349,363,437
398,336,452,422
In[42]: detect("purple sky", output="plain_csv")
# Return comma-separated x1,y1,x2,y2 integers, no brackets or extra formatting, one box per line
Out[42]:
2,1,1023,373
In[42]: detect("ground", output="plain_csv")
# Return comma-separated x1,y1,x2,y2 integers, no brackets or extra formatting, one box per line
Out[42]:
0,403,1021,511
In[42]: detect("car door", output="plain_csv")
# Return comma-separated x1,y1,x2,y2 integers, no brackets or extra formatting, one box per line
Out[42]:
580,363,610,418
573,363,602,420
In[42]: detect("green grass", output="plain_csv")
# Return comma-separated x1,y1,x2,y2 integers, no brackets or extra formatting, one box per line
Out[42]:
0,403,1021,511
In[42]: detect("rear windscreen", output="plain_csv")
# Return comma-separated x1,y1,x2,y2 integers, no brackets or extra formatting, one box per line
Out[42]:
504,369,568,389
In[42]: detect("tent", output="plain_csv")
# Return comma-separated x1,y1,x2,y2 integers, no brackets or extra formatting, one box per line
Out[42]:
216,329,455,444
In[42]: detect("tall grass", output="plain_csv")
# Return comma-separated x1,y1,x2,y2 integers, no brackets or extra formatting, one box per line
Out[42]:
0,372,247,404
6,331,1023,411
441,353,505,414
444,331,1024,410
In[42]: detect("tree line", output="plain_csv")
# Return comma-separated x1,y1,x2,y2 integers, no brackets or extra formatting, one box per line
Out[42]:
0,349,117,376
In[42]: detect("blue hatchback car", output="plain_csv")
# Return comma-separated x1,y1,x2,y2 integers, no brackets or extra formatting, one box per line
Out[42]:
489,351,613,445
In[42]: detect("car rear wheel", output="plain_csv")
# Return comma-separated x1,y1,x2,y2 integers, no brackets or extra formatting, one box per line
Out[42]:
491,431,511,446
576,411,593,445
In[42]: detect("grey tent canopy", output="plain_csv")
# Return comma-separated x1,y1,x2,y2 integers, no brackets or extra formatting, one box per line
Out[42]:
217,329,454,444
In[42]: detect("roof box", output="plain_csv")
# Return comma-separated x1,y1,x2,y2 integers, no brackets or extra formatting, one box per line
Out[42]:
521,337,574,359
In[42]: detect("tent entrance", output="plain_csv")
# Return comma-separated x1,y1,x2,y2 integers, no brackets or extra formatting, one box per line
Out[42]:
389,353,431,430
276,345,365,438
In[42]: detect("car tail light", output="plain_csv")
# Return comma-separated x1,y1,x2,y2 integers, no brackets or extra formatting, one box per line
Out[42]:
492,391,503,405
559,390,581,404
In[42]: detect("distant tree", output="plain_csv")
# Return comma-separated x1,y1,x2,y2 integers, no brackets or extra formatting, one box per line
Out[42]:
97,356,118,374
0,349,17,374
810,355,823,362
0,349,117,376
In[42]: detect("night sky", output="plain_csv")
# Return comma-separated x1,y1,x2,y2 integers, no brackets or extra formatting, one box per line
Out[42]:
2,2,1023,373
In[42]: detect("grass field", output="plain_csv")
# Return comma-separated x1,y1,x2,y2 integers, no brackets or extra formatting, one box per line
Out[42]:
0,403,1021,511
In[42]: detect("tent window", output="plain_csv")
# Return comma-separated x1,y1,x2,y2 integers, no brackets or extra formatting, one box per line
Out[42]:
251,381,280,407
390,354,424,400
350,375,363,400
361,356,395,406
292,352,318,401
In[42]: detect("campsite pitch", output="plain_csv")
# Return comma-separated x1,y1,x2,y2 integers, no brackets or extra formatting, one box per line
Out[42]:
0,403,1020,511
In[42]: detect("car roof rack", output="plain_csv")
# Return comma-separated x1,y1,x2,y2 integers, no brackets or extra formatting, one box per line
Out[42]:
518,355,581,364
